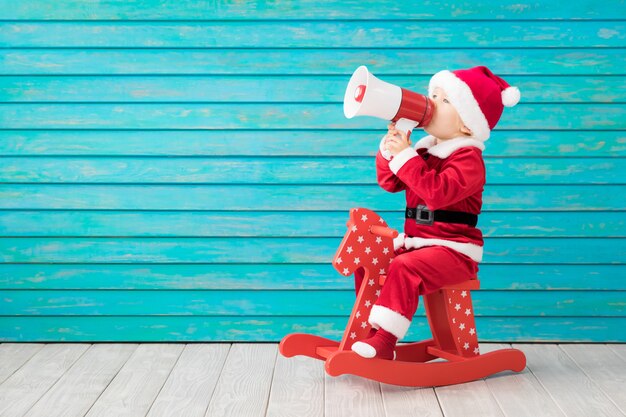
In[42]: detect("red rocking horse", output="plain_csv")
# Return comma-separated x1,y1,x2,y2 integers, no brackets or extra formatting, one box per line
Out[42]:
279,207,526,387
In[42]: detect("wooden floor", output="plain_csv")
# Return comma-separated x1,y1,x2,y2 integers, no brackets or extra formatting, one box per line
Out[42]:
0,343,624,417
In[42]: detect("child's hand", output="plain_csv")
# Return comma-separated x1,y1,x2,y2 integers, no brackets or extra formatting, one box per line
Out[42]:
384,122,412,156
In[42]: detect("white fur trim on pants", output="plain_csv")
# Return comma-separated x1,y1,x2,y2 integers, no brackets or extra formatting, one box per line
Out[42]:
394,233,484,263
369,304,412,340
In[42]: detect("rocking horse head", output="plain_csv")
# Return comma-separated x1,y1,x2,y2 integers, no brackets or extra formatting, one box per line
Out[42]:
332,208,398,278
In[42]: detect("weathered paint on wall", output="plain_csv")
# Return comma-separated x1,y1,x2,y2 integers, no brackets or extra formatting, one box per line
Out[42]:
0,0,624,342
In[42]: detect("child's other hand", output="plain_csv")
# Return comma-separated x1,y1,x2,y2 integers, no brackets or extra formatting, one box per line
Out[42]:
384,122,412,156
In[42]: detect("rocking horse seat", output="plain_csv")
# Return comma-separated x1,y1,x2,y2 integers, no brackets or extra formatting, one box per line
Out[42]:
379,275,480,290
442,279,480,290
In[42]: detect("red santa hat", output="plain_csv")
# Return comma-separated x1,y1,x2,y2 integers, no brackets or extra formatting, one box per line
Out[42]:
428,66,520,142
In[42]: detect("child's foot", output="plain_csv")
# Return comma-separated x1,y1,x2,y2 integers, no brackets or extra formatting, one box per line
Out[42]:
364,327,378,339
351,328,398,360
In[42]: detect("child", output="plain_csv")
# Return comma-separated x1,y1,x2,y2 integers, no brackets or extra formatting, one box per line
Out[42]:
351,66,520,360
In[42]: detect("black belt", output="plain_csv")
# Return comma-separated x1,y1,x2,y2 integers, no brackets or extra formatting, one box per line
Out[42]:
406,205,478,227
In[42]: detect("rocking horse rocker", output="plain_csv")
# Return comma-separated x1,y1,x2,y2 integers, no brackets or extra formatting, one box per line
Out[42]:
279,208,526,387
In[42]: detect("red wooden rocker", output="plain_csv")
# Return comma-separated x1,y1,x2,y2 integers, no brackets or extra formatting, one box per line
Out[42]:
280,207,526,387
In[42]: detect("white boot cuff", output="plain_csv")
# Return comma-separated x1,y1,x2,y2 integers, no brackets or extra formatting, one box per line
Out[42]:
369,304,411,340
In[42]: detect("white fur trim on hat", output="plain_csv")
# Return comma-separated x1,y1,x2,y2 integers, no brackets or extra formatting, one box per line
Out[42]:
429,70,491,142
369,304,412,340
502,86,521,107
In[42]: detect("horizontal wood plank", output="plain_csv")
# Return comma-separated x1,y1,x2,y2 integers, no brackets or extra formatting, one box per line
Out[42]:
1,103,621,130
1,211,623,237
1,1,624,346
2,75,624,103
1,264,624,291
2,49,624,75
0,0,620,20
1,21,624,48
1,156,623,184
0,237,623,264
1,289,623,317
0,316,623,342
0,103,626,129
0,184,623,210
1,130,623,157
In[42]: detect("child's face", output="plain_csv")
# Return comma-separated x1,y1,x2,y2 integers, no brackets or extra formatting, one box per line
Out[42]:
424,87,472,139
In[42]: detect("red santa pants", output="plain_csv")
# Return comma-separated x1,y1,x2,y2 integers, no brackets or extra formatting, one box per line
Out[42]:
357,245,479,340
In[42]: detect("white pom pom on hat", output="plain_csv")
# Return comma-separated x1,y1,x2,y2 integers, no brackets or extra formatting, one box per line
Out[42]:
502,86,521,107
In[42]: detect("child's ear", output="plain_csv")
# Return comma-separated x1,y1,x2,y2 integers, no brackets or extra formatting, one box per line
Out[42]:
461,125,473,136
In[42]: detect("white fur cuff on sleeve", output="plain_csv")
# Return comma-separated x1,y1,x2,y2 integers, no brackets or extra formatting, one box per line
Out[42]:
379,136,392,160
389,146,418,174
393,232,406,251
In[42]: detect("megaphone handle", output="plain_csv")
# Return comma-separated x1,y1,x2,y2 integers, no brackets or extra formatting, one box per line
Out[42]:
395,118,419,141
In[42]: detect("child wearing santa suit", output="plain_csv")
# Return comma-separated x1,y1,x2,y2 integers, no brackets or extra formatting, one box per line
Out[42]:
351,66,521,360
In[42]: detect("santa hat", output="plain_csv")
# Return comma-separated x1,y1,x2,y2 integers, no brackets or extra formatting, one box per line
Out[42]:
428,66,520,142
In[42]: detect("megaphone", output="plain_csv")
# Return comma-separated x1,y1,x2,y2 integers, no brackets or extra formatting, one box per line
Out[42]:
343,66,435,139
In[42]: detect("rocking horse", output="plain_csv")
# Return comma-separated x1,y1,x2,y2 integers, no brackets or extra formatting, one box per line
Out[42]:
279,207,526,387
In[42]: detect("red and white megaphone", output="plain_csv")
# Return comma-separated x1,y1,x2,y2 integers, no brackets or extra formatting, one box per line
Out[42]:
343,65,435,139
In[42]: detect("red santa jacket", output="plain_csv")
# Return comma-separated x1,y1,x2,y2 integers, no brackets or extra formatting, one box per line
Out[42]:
376,134,486,263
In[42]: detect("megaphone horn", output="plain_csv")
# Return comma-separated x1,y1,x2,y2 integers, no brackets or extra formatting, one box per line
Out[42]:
343,66,435,136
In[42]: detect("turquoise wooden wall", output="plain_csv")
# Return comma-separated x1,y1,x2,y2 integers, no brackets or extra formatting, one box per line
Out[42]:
0,0,624,342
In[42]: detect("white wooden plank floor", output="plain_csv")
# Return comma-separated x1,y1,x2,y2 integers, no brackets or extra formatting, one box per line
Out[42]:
0,343,624,417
